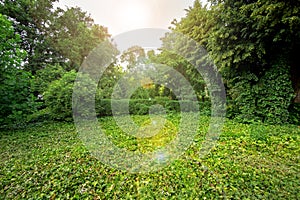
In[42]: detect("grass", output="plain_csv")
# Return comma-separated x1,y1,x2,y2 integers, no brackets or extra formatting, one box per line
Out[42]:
0,114,299,199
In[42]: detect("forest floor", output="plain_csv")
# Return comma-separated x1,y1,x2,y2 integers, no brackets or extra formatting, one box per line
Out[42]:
1,114,299,199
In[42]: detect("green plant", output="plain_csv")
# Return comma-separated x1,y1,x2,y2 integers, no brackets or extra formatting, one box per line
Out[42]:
95,99,210,117
0,14,37,126
228,65,295,124
1,116,299,199
256,65,294,124
289,103,300,125
33,64,67,94
44,71,96,121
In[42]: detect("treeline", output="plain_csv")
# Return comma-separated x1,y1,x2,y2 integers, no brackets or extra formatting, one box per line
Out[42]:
0,0,299,126
161,0,300,124
0,0,112,125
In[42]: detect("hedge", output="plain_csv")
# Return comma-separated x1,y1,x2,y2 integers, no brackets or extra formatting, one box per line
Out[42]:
95,99,211,117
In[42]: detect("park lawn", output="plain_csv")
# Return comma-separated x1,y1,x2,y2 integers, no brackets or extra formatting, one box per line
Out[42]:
0,114,299,199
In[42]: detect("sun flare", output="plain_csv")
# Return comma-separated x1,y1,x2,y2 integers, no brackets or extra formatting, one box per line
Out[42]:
117,1,150,30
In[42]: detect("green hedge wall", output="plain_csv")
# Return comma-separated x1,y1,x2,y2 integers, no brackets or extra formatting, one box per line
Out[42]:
95,99,211,117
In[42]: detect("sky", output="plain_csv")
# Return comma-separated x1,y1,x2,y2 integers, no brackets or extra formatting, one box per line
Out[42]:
55,0,203,36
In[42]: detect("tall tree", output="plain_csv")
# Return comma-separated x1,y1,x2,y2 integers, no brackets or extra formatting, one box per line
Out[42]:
50,7,110,70
120,45,146,68
0,14,35,125
157,1,212,101
206,0,300,123
0,0,111,73
162,0,300,123
0,0,60,73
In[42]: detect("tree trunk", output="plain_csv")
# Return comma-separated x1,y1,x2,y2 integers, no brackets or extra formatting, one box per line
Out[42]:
295,87,300,103
291,65,300,103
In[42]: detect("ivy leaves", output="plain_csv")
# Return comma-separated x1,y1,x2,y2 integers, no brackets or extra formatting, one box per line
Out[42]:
172,0,300,124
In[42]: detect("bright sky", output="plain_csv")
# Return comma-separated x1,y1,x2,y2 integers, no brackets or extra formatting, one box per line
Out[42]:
55,0,206,36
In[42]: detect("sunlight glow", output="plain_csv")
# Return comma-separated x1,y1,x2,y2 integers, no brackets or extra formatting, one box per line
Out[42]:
55,0,196,35
117,1,150,30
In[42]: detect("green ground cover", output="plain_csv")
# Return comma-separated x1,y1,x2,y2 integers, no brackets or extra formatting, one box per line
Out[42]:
0,114,299,199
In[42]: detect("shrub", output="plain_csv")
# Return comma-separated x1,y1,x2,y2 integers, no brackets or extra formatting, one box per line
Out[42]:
0,69,37,126
44,71,76,121
44,71,96,121
289,103,300,125
95,99,210,117
33,64,66,94
228,65,295,124
130,102,149,115
256,66,294,124
96,99,113,116
0,14,37,126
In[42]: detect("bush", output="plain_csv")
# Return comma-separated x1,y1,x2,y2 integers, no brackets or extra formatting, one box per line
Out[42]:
289,103,300,125
228,65,295,124
44,71,96,121
96,99,154,116
33,64,66,94
44,71,76,121
95,99,210,117
0,14,37,126
129,99,154,115
165,100,180,112
27,108,52,123
0,70,37,126
96,99,113,116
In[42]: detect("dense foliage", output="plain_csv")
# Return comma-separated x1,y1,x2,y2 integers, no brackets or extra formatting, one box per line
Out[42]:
0,14,36,125
208,0,300,124
0,1,299,199
0,0,112,125
0,0,110,73
167,0,300,124
0,0,59,73
95,99,210,116
1,0,299,125
0,116,299,199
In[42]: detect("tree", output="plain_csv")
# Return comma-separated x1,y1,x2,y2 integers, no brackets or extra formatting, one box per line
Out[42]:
174,0,214,47
0,0,60,73
44,70,97,121
97,64,123,99
0,1,115,123
0,14,36,125
120,45,146,68
205,0,300,123
0,0,111,73
50,7,110,70
168,0,299,123
158,1,212,102
33,64,67,95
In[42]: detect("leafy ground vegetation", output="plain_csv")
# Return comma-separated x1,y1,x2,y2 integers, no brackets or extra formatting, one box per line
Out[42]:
1,0,300,127
1,114,299,199
1,0,300,199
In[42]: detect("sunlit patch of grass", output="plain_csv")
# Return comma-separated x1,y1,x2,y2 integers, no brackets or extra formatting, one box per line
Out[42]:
0,116,299,199
136,117,178,152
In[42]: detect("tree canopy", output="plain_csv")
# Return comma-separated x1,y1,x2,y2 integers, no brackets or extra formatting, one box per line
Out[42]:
161,0,300,124
0,0,299,125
